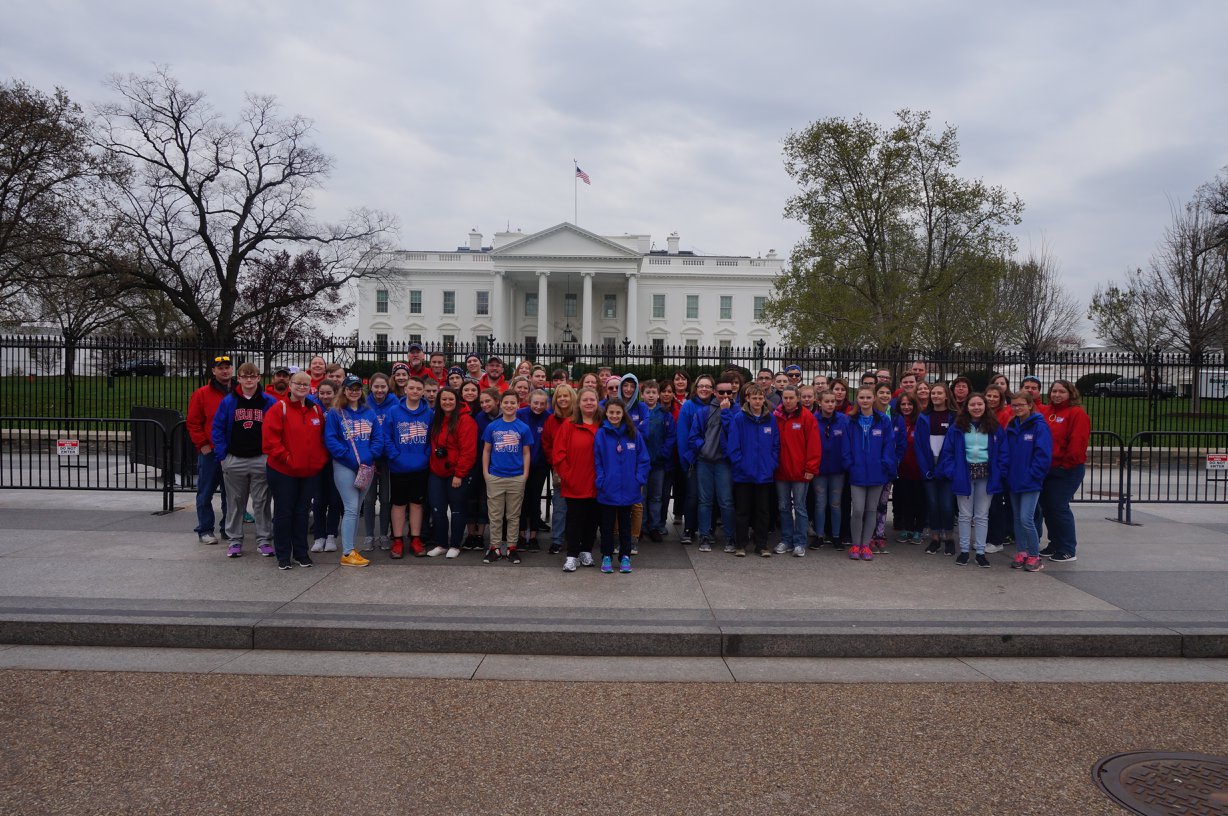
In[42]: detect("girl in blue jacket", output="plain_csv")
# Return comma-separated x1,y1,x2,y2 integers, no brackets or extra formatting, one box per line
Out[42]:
938,393,1007,567
915,382,958,556
324,375,385,562
846,386,896,561
722,384,779,556
813,390,853,549
594,399,650,573
1003,390,1053,572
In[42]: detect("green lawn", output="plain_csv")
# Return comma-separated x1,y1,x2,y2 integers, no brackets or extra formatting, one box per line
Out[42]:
1079,395,1228,445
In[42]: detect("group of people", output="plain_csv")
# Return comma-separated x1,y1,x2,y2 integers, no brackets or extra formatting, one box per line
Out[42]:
185,348,1090,574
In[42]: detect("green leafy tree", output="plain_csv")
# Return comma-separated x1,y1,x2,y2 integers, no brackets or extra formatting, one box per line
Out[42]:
765,110,1023,352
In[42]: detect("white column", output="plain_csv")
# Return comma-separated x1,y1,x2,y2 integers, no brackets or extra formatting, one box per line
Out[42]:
492,270,506,342
581,270,594,346
536,270,549,344
625,271,638,344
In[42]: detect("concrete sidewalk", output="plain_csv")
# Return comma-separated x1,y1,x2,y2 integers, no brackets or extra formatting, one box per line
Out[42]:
1,490,1226,658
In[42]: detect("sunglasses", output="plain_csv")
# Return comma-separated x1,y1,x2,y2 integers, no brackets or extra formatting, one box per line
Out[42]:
716,389,734,396
213,355,231,363
787,372,801,378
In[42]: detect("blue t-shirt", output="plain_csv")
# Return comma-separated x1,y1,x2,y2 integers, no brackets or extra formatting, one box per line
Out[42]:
482,417,532,478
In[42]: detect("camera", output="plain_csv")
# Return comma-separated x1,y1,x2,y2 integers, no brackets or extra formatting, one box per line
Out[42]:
433,447,447,458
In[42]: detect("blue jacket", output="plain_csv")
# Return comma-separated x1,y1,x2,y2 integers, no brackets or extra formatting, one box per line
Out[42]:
384,400,433,474
937,423,1007,496
210,390,277,461
324,405,385,471
618,373,649,427
721,405,779,484
914,410,956,480
368,391,400,433
815,412,853,475
640,404,676,469
515,406,550,468
675,397,704,471
593,420,650,506
1003,411,1053,493
846,410,897,487
687,397,730,465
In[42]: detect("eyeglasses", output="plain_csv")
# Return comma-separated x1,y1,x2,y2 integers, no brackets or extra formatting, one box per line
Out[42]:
238,373,259,379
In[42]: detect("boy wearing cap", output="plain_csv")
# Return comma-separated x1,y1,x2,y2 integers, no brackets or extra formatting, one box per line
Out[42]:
187,355,234,544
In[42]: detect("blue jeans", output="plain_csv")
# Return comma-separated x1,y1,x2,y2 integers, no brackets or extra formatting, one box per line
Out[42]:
924,478,956,533
266,466,319,564
646,466,668,533
956,479,991,554
194,452,227,536
1010,490,1042,557
551,481,568,547
428,473,470,550
333,462,371,555
776,480,810,549
812,473,844,541
1041,464,1084,555
696,459,735,541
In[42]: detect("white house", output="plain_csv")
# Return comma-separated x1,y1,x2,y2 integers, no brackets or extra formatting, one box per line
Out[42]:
357,222,784,355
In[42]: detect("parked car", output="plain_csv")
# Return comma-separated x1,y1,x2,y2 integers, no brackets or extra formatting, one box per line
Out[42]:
109,358,167,377
1093,376,1177,398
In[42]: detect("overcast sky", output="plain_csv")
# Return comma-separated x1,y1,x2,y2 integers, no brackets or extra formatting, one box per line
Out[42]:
4,1,1226,340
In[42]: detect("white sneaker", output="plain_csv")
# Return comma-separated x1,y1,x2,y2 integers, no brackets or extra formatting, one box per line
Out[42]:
378,536,391,550
310,538,325,553
426,546,446,557
578,551,594,567
198,532,218,545
984,543,1004,554
324,535,338,552
773,542,790,555
563,557,577,572
793,546,806,557
360,536,374,552
445,547,461,559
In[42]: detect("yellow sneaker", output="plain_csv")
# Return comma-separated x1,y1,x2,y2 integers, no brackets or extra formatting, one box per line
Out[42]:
352,550,370,565
340,551,368,567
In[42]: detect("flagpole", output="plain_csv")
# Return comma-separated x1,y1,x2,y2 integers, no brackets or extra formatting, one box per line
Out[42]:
573,159,578,225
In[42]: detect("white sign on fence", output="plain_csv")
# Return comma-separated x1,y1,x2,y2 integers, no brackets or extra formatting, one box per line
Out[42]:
1207,454,1228,471
56,439,80,456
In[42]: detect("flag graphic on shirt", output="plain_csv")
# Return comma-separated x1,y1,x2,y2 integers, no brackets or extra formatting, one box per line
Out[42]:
575,165,591,185
494,429,523,453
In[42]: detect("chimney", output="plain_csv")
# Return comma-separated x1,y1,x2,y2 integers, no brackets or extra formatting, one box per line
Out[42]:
667,232,680,255
469,228,482,251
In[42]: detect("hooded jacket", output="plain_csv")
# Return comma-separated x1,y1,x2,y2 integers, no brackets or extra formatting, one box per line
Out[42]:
384,399,433,474
428,405,478,479
914,410,956,480
186,379,232,451
211,388,278,461
324,404,385,472
541,411,569,467
846,409,897,487
686,395,729,465
593,419,650,505
893,412,922,481
815,411,853,475
722,403,779,484
367,391,401,457
1004,411,1053,493
675,395,706,471
640,403,677,469
774,403,821,482
1046,401,1091,470
515,405,551,468
938,422,1007,496
616,374,649,427
263,397,328,478
553,419,600,499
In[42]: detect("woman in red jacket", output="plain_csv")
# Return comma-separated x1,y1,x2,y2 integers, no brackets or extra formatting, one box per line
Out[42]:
553,387,603,572
1040,379,1091,563
427,387,478,559
263,372,330,569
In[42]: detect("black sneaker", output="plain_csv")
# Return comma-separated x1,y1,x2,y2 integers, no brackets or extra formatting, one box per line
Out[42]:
1049,551,1077,563
808,538,823,551
925,540,941,555
1039,544,1057,557
548,542,562,555
277,561,292,570
832,540,845,551
944,540,955,556
954,552,969,566
525,539,541,553
975,554,991,568
293,556,314,568
508,547,522,564
538,521,551,532
462,535,481,551
483,547,502,564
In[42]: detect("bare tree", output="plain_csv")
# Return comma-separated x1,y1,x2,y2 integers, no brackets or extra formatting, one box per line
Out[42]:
1005,246,1083,368
92,68,397,347
1088,267,1171,362
1149,194,1226,411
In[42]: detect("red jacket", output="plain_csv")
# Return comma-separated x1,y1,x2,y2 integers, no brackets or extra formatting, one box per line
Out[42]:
480,374,510,393
429,412,478,479
186,381,231,451
263,398,329,478
995,406,1013,429
774,404,822,481
541,412,569,467
553,419,599,499
1046,402,1091,469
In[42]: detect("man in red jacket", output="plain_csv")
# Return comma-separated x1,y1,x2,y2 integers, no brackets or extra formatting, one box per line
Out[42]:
186,355,234,543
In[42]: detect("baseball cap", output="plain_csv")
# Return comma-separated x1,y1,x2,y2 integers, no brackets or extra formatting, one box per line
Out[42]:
407,342,423,352
342,374,363,389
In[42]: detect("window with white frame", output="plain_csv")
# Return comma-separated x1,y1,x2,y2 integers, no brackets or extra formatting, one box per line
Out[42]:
409,290,422,314
686,294,699,319
525,293,538,317
753,295,766,321
476,291,490,316
652,293,665,319
564,293,577,317
375,289,389,314
442,291,456,315
720,295,732,320
603,293,617,318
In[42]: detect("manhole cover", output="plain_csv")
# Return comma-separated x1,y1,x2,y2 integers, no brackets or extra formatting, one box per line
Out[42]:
1093,752,1228,815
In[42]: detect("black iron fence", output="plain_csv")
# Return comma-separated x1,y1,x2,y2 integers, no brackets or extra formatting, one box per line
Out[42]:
1,335,1226,441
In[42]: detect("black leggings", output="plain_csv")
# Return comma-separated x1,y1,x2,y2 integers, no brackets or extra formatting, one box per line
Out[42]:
565,497,599,558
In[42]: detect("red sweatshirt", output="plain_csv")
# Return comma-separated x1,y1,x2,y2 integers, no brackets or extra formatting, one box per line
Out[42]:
186,381,232,451
552,420,599,499
429,412,478,479
263,398,329,478
1046,401,1091,469
774,405,822,481
541,412,569,467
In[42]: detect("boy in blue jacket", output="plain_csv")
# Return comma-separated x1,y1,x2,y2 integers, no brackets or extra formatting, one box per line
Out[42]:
722,384,779,556
1003,391,1053,572
846,386,897,561
812,390,853,549
638,380,676,543
384,376,433,558
594,398,650,573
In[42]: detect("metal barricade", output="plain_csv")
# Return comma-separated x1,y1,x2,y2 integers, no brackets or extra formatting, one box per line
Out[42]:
1119,431,1228,525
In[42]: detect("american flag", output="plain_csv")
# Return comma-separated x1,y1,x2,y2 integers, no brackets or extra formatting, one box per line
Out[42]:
575,165,591,185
